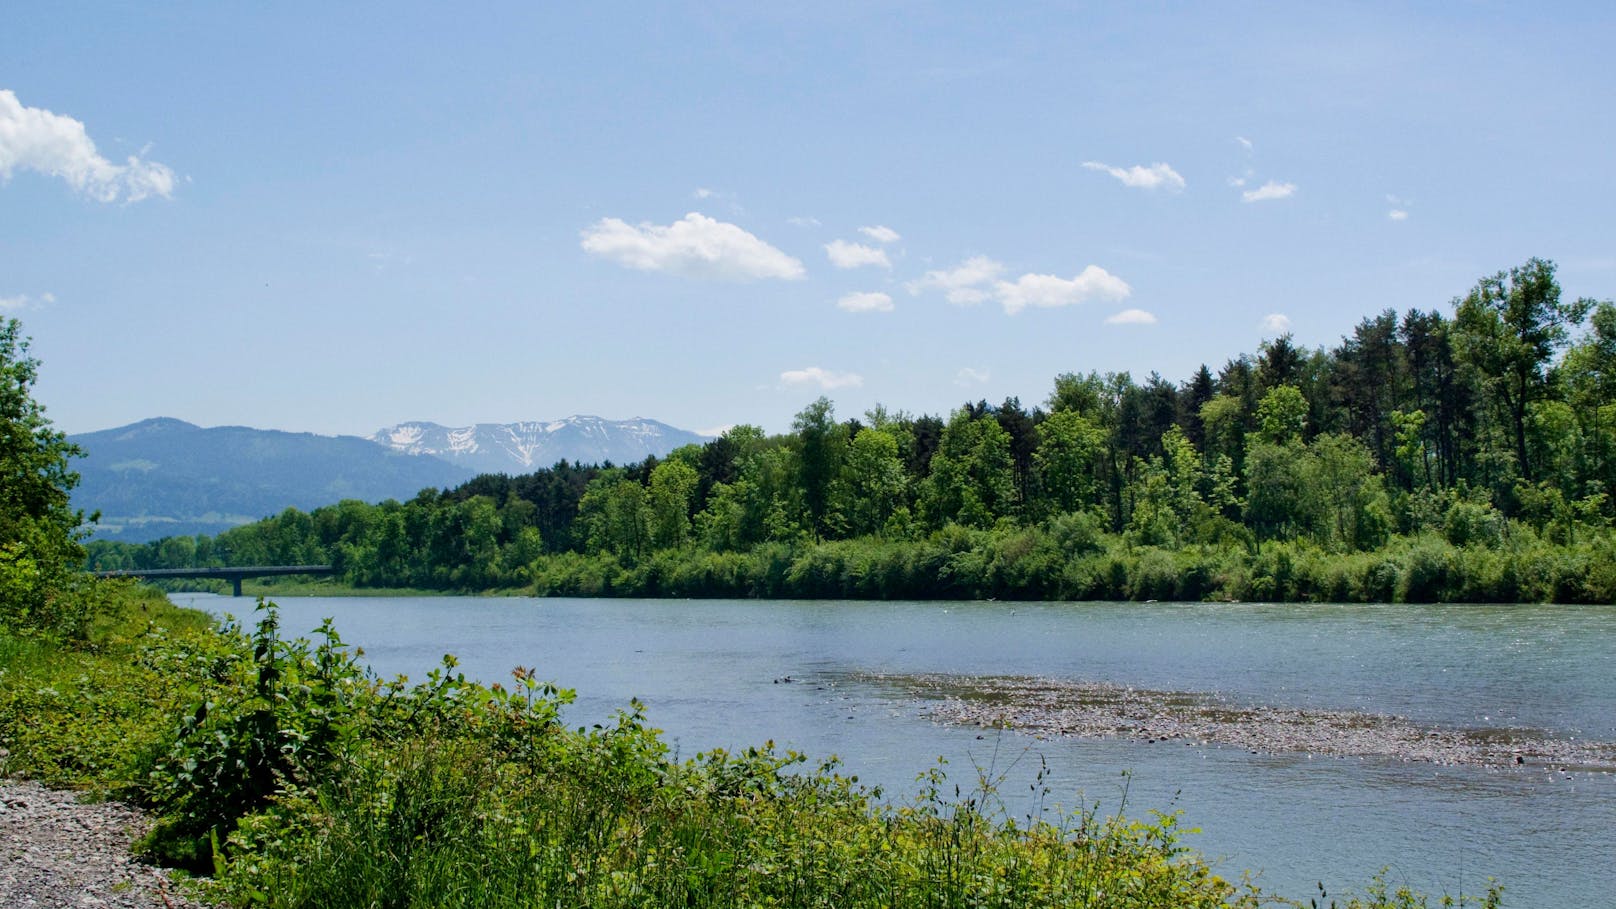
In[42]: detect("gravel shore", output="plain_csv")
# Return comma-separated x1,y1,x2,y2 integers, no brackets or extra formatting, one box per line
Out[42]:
0,780,218,909
867,673,1616,772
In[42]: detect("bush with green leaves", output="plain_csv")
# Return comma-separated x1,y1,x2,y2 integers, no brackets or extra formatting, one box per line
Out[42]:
136,607,376,869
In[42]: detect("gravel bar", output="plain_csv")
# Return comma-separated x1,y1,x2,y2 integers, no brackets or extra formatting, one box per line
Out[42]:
862,673,1616,772
0,780,218,909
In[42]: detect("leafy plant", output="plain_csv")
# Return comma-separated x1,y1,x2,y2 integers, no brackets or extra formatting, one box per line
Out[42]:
139,606,370,869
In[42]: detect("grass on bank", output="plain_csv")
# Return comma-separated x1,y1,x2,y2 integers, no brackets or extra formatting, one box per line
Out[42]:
0,581,1502,908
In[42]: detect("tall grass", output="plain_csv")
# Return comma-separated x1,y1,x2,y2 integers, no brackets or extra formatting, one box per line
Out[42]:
224,732,1250,909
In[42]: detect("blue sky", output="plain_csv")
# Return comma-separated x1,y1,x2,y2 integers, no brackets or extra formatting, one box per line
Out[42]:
4,2,1613,437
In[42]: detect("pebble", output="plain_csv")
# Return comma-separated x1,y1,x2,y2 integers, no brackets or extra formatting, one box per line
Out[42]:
0,780,220,909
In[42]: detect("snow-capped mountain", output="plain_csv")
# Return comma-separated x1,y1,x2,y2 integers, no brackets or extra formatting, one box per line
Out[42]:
371,416,710,475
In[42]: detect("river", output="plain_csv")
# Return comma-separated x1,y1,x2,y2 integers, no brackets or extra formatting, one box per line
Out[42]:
172,593,1616,906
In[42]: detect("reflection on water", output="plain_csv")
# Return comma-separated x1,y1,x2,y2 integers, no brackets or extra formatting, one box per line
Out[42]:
173,593,1616,907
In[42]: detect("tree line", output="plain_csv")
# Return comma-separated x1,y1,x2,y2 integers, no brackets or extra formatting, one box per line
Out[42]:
86,258,1616,602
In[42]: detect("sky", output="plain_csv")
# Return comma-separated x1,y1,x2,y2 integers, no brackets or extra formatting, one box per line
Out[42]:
3,2,1614,438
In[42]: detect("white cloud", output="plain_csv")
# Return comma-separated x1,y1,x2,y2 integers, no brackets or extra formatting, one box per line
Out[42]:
0,292,55,312
1242,181,1297,203
695,424,734,437
781,366,863,390
580,212,805,280
1081,160,1186,192
824,239,891,270
946,287,991,306
1386,194,1410,221
836,291,894,313
1388,209,1409,221
0,90,174,203
787,216,822,228
1235,136,1254,151
906,255,1005,306
1259,313,1292,334
954,367,991,386
692,187,716,199
994,267,1131,315
1105,308,1158,325
858,225,901,244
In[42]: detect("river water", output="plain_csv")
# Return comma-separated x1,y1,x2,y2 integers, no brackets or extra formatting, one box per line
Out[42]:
172,593,1616,906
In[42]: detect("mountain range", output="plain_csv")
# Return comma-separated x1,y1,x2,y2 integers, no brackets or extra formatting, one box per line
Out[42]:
71,416,708,543
370,416,707,476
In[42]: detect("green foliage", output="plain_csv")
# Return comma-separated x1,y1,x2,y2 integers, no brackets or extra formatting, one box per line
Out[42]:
0,318,91,637
139,607,371,869
0,582,217,785
835,427,908,537
923,409,1017,529
1453,257,1593,483
1244,441,1315,541
1310,433,1392,550
793,397,847,540
1035,410,1106,516
646,458,698,549
1256,385,1309,445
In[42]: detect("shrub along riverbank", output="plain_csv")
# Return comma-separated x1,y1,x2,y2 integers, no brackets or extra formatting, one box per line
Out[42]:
0,581,1502,908
107,519,1616,605
523,525,1616,603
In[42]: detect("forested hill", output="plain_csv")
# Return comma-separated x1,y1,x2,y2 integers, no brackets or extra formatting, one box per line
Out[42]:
89,259,1616,603
71,418,474,542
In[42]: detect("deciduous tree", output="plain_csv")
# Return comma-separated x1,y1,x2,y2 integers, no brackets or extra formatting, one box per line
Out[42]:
0,318,90,632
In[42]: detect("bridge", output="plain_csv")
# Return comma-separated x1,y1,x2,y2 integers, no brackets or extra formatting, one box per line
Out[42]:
94,565,338,597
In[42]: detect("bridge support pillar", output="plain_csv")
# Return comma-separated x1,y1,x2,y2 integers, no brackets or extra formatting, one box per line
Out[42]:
232,577,243,597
